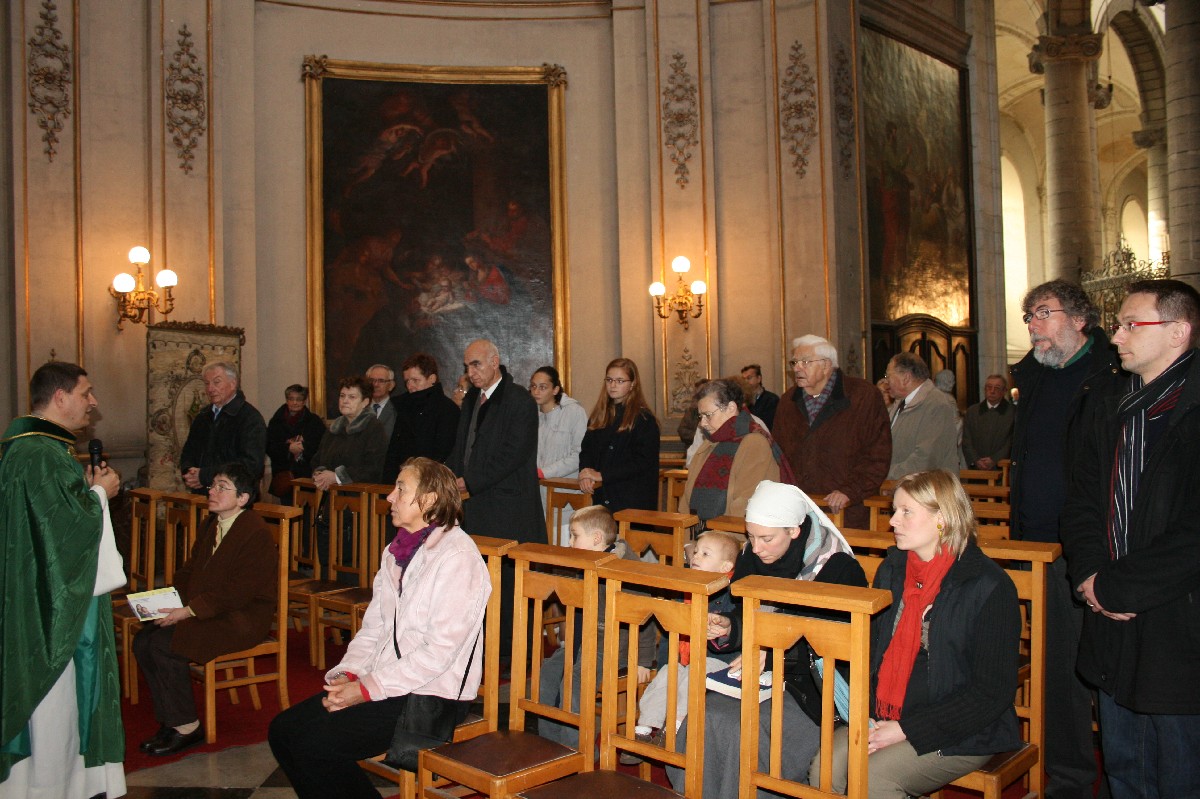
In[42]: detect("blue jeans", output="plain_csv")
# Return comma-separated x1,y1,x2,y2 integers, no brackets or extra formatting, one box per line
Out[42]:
1098,690,1200,799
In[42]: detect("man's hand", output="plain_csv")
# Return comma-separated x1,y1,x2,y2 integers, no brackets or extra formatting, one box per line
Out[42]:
87,463,121,499
1078,574,1136,621
975,457,995,470
455,477,467,493
182,467,202,490
156,607,193,627
322,680,367,712
637,666,651,683
824,490,850,513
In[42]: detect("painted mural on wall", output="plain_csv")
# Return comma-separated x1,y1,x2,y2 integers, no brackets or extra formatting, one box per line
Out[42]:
310,64,564,412
861,27,972,327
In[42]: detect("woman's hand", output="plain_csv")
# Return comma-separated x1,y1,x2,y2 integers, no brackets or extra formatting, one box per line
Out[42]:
287,437,304,457
578,468,601,495
707,612,732,640
312,469,338,491
155,607,192,627
322,680,367,712
726,650,767,679
867,719,906,754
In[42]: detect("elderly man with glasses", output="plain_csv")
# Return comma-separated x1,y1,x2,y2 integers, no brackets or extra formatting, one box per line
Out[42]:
1010,278,1123,799
770,334,891,529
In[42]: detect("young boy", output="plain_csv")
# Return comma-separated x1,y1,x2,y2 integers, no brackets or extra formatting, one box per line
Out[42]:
632,530,741,744
538,506,656,748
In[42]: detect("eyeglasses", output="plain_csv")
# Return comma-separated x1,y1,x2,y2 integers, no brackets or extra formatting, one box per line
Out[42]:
698,406,731,422
1109,320,1178,335
1022,307,1067,324
368,377,393,384
209,483,237,493
604,377,631,385
788,357,829,368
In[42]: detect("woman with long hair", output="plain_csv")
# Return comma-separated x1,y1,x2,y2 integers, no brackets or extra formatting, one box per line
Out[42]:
578,357,660,513
269,458,490,798
821,469,1021,798
530,366,587,544
680,377,795,523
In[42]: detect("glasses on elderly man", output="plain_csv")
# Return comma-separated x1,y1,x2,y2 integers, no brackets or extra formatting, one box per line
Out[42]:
788,357,829,368
1022,307,1067,324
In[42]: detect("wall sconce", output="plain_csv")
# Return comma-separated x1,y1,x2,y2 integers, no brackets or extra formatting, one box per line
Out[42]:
110,246,178,329
649,255,706,329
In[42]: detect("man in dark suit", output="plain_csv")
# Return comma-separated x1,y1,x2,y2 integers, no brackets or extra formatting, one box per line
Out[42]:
741,363,780,430
133,462,276,755
446,339,542,655
365,364,399,440
179,362,267,492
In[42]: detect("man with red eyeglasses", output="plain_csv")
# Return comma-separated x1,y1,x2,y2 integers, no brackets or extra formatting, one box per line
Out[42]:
1010,279,1122,799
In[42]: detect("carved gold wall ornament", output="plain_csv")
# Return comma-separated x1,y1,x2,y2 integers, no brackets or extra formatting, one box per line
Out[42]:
165,24,208,174
779,41,817,179
302,55,329,81
833,44,856,181
662,52,699,189
26,0,72,163
543,63,568,88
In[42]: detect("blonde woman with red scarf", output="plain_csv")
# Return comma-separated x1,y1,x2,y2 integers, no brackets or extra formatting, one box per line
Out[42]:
820,469,1022,798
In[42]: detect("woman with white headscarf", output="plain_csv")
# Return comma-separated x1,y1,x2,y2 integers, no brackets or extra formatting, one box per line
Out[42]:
667,480,867,798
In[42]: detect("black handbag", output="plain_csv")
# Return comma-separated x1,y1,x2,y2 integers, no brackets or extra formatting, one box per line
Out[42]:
382,590,479,771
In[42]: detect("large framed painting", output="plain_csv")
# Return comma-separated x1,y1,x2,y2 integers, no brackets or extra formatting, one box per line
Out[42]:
861,27,973,328
303,58,569,415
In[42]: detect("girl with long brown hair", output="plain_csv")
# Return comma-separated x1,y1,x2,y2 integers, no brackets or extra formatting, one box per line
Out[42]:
577,357,660,513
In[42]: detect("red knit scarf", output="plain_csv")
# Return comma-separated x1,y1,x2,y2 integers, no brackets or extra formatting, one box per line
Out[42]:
874,546,955,720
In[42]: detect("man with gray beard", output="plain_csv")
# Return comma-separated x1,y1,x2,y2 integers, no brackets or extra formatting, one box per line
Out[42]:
1010,279,1122,799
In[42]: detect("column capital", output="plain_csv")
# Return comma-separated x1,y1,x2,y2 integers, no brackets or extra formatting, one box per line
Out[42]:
1028,34,1103,74
1133,127,1167,149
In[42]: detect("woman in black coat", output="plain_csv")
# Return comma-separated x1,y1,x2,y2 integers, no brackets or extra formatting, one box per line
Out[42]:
265,384,326,501
578,357,660,513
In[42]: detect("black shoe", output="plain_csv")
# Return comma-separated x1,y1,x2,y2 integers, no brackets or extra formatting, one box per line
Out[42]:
138,725,172,753
147,726,205,756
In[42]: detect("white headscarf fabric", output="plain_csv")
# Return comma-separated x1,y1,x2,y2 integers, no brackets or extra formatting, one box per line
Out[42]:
745,480,853,580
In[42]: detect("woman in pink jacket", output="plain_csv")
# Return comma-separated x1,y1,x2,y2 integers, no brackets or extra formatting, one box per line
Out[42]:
269,457,490,798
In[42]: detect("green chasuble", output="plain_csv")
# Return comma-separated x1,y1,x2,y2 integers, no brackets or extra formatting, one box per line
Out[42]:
0,416,125,781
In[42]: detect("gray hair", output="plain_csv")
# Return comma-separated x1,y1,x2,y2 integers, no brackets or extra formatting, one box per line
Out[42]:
791,334,839,368
203,361,239,384
366,363,395,381
1022,279,1100,330
933,369,956,393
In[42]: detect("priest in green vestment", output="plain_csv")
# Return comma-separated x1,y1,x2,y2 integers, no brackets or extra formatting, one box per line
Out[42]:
1,362,127,797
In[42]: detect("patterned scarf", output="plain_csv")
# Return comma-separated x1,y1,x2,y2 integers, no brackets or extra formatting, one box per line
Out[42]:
690,410,796,521
1109,350,1192,559
874,545,955,721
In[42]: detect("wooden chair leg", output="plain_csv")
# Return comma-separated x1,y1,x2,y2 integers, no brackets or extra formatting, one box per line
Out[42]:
225,667,240,704
205,661,217,743
278,645,290,709
309,596,321,668
247,660,262,710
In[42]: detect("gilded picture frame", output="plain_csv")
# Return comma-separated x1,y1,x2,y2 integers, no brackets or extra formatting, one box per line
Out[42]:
303,57,570,415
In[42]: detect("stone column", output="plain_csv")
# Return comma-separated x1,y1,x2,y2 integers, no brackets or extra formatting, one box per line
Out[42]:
1029,33,1104,283
1164,0,1200,285
1134,127,1169,259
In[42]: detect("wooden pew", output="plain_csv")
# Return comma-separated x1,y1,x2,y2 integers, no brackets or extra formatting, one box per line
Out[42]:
614,508,698,567
541,476,592,546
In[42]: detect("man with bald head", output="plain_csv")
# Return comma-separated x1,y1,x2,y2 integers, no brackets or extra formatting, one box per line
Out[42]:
446,340,542,656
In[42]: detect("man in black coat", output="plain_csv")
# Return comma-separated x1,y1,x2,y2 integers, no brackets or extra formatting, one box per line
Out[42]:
1062,279,1200,798
446,339,542,656
180,362,267,493
383,352,460,480
741,363,779,430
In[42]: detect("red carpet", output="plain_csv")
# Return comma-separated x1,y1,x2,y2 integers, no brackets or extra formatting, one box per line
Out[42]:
121,626,344,773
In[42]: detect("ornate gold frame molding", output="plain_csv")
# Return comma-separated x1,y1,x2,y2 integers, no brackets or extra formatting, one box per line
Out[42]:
779,41,817,179
662,52,698,189
165,24,208,174
301,58,571,414
26,0,72,162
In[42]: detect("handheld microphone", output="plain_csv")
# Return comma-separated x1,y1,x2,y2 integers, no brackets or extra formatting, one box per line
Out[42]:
88,439,103,471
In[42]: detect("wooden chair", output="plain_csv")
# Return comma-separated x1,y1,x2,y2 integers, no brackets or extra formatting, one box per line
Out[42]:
515,558,729,799
288,477,323,578
325,482,374,586
998,459,1012,487
417,544,616,799
187,501,296,743
840,529,1060,799
737,576,891,799
959,468,1002,486
541,477,591,546
614,508,698,567
963,483,1010,503
159,490,206,586
113,487,161,702
660,468,688,513
358,535,518,797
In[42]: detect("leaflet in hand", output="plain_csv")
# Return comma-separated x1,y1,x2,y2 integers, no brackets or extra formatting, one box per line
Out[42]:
127,586,183,621
706,666,772,702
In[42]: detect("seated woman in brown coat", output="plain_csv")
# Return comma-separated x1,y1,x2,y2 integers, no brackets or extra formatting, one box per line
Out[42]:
132,461,276,755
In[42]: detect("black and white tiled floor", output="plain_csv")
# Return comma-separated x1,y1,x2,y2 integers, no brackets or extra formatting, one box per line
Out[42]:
121,742,396,799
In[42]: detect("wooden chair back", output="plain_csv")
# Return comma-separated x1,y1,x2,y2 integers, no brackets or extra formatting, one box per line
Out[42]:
126,487,162,592
159,491,206,585
865,496,1011,533
541,477,591,546
958,468,1002,486
736,576,891,798
288,477,323,577
365,483,395,572
189,502,293,743
327,482,374,586
660,467,688,513
964,483,1010,503
614,508,698,567
998,459,1011,486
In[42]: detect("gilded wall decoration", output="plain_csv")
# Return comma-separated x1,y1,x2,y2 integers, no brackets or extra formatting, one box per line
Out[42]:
304,60,569,415
662,52,699,189
146,323,244,491
833,44,856,182
165,24,208,174
671,346,703,415
26,0,72,163
779,41,817,179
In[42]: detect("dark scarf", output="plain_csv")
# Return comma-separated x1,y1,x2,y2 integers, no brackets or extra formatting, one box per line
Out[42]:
282,407,305,426
1109,350,1193,559
742,518,811,580
690,410,796,521
875,546,955,720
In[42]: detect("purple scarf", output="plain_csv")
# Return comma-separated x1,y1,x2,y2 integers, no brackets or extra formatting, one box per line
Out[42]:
388,522,436,570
